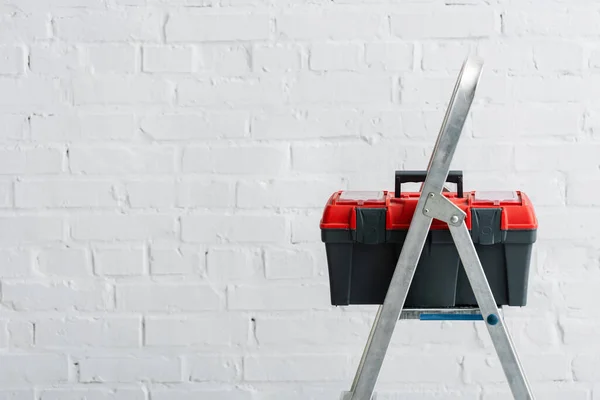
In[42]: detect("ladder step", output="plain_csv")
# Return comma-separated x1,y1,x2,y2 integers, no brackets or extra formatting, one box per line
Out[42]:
400,308,494,321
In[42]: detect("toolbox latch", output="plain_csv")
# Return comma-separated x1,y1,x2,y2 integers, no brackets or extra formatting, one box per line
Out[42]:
471,208,502,245
355,208,386,245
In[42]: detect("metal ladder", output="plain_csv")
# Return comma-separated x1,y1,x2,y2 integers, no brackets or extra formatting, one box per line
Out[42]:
341,57,535,400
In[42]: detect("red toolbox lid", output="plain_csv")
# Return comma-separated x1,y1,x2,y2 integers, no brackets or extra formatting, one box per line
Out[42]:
320,190,537,231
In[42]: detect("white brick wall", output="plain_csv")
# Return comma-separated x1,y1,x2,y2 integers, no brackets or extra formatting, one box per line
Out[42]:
0,0,598,398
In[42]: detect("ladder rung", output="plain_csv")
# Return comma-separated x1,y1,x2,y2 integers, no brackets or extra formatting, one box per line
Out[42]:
400,308,495,321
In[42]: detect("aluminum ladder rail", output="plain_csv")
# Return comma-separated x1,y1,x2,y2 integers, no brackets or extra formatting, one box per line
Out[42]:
341,56,535,400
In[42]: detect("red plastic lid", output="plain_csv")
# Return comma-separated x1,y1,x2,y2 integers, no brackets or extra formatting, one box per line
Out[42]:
320,190,537,231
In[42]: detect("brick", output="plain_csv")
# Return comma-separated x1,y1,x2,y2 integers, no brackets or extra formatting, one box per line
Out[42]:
0,355,68,384
422,42,474,71
150,245,202,275
256,314,370,346
0,114,26,140
464,354,569,383
365,42,413,71
206,247,263,280
31,114,135,142
534,42,583,71
370,389,479,400
145,315,247,346
79,356,181,383
0,216,63,244
125,180,176,208
470,105,581,138
561,319,600,349
2,281,111,311
379,355,461,383
0,249,31,278
237,179,340,208
0,180,12,207
167,13,270,42
199,44,250,76
0,148,63,174
30,44,80,76
186,355,240,381
0,321,6,348
253,44,301,72
244,354,350,381
7,321,34,349
0,13,50,44
151,388,253,400
93,247,145,276
0,390,33,400
178,78,283,107
87,44,137,73
484,384,588,400
143,45,193,73
182,215,287,244
71,214,176,241
310,43,361,71
0,46,25,74
391,8,496,38
477,40,536,72
515,144,600,171
536,209,600,241
117,283,221,312
140,112,247,140
227,284,329,310
69,146,175,174
15,180,115,208
182,145,288,175
264,247,315,279
504,7,600,36
401,76,457,105
567,174,600,206
288,74,391,104
573,355,600,381
73,76,171,105
177,180,235,208
40,389,145,400
291,211,321,243
252,109,360,139
36,317,141,348
56,11,162,42
453,144,514,172
38,248,91,277
278,13,384,40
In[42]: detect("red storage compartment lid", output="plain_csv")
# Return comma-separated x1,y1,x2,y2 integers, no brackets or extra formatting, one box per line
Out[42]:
320,190,537,231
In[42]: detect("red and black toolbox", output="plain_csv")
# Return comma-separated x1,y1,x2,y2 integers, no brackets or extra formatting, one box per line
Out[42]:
320,171,538,308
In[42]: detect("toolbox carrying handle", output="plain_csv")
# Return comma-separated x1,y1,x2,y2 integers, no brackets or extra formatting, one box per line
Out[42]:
395,170,463,198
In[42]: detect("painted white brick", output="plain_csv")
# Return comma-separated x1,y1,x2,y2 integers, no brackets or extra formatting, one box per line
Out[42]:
511,75,599,103
422,42,474,71
93,247,145,276
378,355,461,384
206,247,263,280
39,388,145,400
0,355,68,384
573,355,600,381
178,78,283,107
182,215,287,244
186,355,240,381
37,248,91,277
151,388,252,400
237,179,340,209
310,43,361,71
182,145,288,175
70,214,176,241
484,384,588,400
0,216,63,244
391,8,496,38
2,281,112,312
167,14,270,42
150,245,202,275
72,76,171,105
533,42,583,71
124,180,176,208
15,180,115,208
117,283,221,312
69,146,175,174
253,44,301,72
464,354,570,383
0,148,63,174
264,247,314,279
278,13,384,40
504,7,600,36
7,321,34,349
200,44,250,76
0,249,32,278
377,389,479,400
56,11,162,42
30,114,135,142
36,317,141,348
145,315,248,347
252,109,360,139
244,354,350,381
30,44,80,76
143,46,193,73
0,321,6,348
178,180,235,208
0,46,25,75
290,211,321,244
0,180,12,207
227,284,329,310
0,115,26,141
79,356,181,383
288,74,391,104
476,40,535,72
515,144,600,172
0,14,50,44
567,174,600,206
0,390,33,400
140,112,247,140
365,42,413,71
87,45,137,73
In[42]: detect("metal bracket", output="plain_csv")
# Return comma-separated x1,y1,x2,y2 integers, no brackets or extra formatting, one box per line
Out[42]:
422,192,466,227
